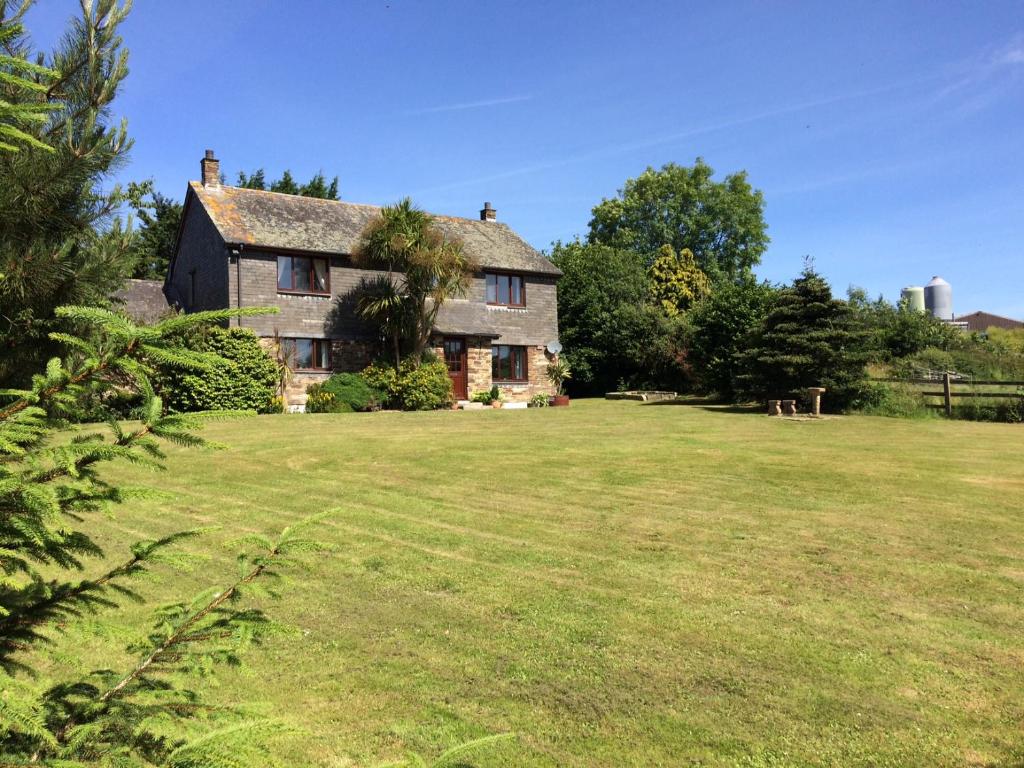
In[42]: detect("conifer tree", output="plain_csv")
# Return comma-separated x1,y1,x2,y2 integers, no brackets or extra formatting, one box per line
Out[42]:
0,1,59,153
734,266,871,410
648,244,711,317
237,167,340,199
128,184,183,279
0,0,138,385
0,304,333,764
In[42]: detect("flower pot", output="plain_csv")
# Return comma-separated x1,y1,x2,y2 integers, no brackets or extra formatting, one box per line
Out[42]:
552,395,570,407
492,401,502,409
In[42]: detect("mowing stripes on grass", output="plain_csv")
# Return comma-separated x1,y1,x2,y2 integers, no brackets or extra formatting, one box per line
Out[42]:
79,400,1024,767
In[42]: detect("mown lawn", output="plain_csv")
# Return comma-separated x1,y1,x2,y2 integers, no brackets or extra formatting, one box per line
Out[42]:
81,400,1024,766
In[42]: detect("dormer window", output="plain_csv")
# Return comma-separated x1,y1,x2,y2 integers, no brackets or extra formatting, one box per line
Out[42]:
486,273,525,307
277,255,329,295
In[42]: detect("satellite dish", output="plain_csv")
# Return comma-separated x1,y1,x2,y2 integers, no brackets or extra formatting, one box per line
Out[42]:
546,341,562,355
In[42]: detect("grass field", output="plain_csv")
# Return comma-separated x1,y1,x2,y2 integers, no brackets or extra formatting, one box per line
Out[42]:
80,400,1024,766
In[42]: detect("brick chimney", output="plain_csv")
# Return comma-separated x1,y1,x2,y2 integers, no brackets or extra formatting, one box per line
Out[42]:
480,201,496,222
200,149,220,187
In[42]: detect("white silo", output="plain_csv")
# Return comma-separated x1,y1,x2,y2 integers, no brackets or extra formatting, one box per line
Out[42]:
900,286,926,313
924,276,952,320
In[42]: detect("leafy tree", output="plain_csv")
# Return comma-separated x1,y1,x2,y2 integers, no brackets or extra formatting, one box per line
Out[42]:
0,0,136,386
352,198,474,364
550,240,687,393
735,267,871,410
129,183,183,279
0,304,329,764
846,287,962,361
685,277,778,399
648,244,711,316
237,167,340,199
588,159,769,280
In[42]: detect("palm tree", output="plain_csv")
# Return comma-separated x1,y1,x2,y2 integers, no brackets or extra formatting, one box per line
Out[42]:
355,275,408,370
352,198,476,365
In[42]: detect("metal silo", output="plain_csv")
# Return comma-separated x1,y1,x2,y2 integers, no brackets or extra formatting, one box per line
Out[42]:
900,286,926,313
924,276,953,320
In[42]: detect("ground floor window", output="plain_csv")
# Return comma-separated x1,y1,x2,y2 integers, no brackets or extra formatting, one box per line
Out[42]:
491,344,528,382
280,337,331,371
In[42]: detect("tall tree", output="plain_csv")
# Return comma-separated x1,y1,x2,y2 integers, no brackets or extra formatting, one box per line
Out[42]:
128,183,183,279
237,167,340,199
734,266,871,410
588,158,769,280
352,198,474,364
685,277,778,399
0,0,136,385
551,239,687,393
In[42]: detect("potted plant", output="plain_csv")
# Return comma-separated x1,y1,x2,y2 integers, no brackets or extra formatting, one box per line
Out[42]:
489,384,502,409
547,359,571,406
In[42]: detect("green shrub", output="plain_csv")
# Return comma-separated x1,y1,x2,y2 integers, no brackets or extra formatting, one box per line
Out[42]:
471,390,495,405
362,359,453,410
858,382,933,419
530,393,550,407
319,372,384,411
954,388,1024,423
397,360,453,410
305,385,353,413
157,327,278,413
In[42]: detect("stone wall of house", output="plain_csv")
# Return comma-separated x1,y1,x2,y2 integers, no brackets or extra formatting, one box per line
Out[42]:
259,336,376,410
437,339,555,403
494,345,556,402
165,200,229,312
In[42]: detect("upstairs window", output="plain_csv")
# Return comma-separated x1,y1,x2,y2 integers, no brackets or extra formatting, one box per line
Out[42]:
280,338,331,371
491,344,528,382
277,255,329,295
486,273,525,307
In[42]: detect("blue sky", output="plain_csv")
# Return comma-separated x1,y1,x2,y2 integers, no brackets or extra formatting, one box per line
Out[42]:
25,1,1024,317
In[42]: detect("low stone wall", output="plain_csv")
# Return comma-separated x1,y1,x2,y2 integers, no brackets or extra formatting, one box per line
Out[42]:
605,391,677,402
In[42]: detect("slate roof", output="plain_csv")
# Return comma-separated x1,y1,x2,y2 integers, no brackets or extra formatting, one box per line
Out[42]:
955,311,1024,332
432,301,502,338
187,181,561,276
111,279,170,323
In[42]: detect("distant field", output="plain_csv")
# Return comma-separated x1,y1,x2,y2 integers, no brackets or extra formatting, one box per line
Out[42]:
75,400,1023,766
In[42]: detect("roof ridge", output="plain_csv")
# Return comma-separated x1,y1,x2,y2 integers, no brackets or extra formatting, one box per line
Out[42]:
194,180,505,225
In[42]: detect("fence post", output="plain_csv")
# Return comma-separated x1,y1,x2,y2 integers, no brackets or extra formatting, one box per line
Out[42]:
943,372,952,417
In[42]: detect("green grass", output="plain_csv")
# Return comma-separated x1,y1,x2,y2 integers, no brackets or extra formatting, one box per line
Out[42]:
78,400,1024,766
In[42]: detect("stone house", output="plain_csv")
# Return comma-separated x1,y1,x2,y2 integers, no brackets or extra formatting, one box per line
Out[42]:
165,151,562,407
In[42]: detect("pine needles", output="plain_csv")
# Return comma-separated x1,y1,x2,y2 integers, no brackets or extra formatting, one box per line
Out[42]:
0,303,327,765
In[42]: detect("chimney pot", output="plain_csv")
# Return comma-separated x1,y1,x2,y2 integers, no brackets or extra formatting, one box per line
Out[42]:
480,201,496,222
201,149,220,187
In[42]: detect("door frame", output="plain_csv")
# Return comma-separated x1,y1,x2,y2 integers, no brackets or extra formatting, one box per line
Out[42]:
443,336,469,400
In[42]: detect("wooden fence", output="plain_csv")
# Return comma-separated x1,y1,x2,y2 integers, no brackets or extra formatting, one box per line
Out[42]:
871,375,1024,416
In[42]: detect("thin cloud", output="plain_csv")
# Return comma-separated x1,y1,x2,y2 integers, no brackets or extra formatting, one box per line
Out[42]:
409,77,934,197
406,94,533,115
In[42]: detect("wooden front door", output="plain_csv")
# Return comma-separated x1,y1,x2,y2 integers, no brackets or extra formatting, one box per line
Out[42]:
443,337,468,400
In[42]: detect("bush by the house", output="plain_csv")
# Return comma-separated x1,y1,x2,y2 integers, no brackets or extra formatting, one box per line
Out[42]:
305,372,383,413
157,327,279,413
362,358,453,410
530,393,550,407
305,385,351,413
